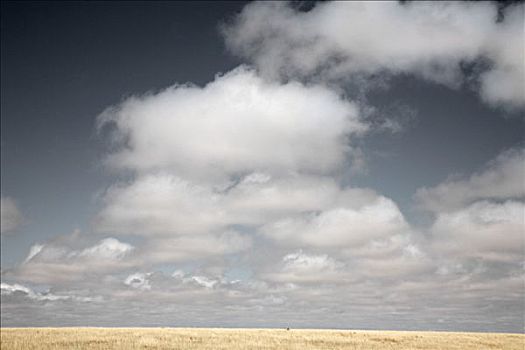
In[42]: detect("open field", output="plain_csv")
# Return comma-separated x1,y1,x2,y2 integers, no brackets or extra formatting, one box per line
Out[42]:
0,328,523,350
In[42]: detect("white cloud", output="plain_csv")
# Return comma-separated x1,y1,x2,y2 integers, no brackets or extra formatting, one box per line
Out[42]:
75,238,134,260
190,276,218,289
171,270,186,279
23,244,44,264
138,232,251,264
430,200,524,263
94,170,414,268
1,282,33,296
262,196,409,248
124,273,151,291
23,236,134,264
282,251,340,272
0,282,98,302
95,174,227,236
91,60,426,282
14,235,135,283
223,1,524,108
170,270,236,290
1,197,23,234
98,66,366,183
416,147,525,213
95,173,350,236
413,148,524,287
263,251,344,284
93,65,379,263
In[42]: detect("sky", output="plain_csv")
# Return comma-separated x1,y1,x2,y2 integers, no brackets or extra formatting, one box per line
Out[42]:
1,1,524,332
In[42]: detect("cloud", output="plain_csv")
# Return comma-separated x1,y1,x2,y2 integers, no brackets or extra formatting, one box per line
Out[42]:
282,251,341,273
261,196,409,248
170,270,243,290
407,146,524,321
95,174,228,236
263,250,345,284
23,236,135,264
138,232,251,264
88,54,430,306
124,272,151,291
95,173,375,237
98,66,366,183
223,1,524,108
430,200,524,263
23,244,44,264
413,147,524,298
189,276,219,289
415,147,525,213
92,65,383,265
13,233,135,284
75,238,134,260
94,171,414,266
1,197,23,234
1,282,98,302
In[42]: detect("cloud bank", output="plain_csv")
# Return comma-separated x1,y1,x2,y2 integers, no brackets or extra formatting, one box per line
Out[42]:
98,66,366,183
223,1,524,108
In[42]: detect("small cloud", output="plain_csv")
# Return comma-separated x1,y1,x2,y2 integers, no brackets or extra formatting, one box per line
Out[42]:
124,272,151,291
282,250,341,273
75,238,134,260
190,276,218,289
171,270,186,279
0,282,98,302
1,197,24,234
13,233,136,284
415,148,525,213
24,244,44,263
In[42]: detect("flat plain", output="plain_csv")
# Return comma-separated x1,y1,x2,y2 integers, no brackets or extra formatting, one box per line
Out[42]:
0,328,523,350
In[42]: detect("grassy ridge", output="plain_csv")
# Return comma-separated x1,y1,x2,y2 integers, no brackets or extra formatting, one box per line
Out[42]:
1,327,523,349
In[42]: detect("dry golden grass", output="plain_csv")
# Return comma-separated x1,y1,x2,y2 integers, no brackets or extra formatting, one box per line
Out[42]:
0,327,523,350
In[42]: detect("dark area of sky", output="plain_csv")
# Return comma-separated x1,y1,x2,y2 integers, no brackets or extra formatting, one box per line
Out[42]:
1,1,524,265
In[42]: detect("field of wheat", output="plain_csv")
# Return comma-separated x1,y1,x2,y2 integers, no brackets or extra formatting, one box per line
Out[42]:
0,328,523,350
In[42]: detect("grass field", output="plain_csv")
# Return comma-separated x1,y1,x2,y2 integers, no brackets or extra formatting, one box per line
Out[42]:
0,328,523,349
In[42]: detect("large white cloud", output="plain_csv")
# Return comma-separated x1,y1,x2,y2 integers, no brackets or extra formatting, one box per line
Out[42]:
138,232,252,264
1,197,23,234
223,1,524,108
95,172,382,237
431,200,524,263
415,147,525,213
98,66,366,183
261,196,409,248
92,64,422,276
95,174,228,236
